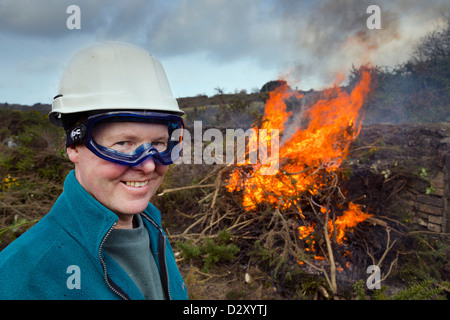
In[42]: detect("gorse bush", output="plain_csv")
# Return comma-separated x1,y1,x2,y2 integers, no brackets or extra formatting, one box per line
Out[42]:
0,109,71,248
0,109,71,182
176,228,240,272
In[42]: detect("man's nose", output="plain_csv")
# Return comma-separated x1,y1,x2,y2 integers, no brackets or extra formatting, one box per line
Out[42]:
132,155,157,172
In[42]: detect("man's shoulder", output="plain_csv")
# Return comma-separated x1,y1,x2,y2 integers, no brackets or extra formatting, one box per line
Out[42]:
0,215,102,300
0,217,61,272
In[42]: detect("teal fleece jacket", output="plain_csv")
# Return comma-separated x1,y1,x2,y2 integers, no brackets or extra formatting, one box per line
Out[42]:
0,170,188,300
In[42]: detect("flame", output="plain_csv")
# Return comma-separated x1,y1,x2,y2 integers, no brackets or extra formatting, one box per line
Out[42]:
226,69,373,252
329,202,372,244
227,70,371,210
298,202,372,249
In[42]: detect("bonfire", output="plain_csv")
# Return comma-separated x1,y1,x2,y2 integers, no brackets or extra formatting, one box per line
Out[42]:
225,68,381,294
162,67,401,297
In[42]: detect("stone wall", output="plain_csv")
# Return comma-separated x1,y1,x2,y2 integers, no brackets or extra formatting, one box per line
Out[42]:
407,167,448,233
356,122,450,233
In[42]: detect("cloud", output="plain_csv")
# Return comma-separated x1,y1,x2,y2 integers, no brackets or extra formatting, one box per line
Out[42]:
0,0,156,39
1,0,447,62
141,0,282,62
265,0,450,88
136,0,449,88
0,0,65,37
0,0,448,101
0,0,86,37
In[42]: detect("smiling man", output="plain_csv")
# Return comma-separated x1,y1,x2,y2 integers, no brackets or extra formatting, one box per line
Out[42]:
0,42,188,300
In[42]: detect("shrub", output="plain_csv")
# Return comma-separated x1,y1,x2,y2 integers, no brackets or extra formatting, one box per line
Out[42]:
177,229,240,272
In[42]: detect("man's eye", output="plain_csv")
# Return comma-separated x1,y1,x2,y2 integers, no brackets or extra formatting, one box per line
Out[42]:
152,141,167,151
114,141,130,147
112,141,133,151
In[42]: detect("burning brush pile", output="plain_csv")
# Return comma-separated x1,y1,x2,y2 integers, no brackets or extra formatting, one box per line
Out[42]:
161,67,419,298
223,68,403,296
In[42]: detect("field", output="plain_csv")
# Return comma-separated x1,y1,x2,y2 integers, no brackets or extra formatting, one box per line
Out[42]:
0,86,449,300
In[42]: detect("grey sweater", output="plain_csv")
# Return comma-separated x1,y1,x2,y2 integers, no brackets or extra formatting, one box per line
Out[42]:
103,214,165,300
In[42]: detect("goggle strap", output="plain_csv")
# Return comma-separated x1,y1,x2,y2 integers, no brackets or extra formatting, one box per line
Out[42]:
65,123,87,147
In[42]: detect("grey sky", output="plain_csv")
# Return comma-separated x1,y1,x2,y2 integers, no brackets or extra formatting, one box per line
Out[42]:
0,0,448,104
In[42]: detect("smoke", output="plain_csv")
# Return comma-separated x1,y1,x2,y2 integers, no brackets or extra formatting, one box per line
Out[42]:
272,0,449,88
0,0,448,97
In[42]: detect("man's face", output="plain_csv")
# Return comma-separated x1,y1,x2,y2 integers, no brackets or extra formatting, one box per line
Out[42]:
67,121,169,216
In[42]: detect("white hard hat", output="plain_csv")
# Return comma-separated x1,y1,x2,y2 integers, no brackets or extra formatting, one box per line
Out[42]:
50,41,182,127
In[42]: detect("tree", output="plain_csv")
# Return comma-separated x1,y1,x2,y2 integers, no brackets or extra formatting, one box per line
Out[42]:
405,13,450,90
260,80,289,93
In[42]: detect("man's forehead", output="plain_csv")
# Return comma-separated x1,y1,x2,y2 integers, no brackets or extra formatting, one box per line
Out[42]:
94,121,169,136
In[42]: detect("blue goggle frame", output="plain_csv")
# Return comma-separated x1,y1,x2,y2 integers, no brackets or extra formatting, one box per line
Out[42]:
66,111,184,166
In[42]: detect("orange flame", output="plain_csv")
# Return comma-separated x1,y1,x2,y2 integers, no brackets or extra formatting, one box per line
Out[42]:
227,69,373,249
227,70,371,208
298,202,371,248
329,202,372,244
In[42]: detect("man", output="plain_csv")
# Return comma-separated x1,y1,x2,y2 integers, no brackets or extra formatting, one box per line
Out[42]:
0,41,188,300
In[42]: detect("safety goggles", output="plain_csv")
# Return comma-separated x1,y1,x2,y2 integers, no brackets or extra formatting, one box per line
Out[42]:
66,111,184,166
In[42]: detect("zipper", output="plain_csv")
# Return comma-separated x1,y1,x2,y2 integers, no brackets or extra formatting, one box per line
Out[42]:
99,215,172,300
158,231,171,300
141,213,171,300
98,221,130,300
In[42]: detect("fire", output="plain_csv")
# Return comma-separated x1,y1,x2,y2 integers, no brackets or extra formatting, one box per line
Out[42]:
329,202,373,245
298,223,316,251
226,68,373,246
298,202,372,250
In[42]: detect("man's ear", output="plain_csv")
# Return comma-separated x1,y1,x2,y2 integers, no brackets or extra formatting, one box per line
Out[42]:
66,145,79,164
